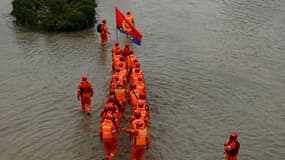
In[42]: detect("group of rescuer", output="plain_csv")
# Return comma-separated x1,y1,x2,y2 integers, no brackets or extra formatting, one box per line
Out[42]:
76,9,240,160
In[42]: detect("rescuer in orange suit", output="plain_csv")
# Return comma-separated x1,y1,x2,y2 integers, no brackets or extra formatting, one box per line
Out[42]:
101,19,111,46
123,43,133,58
100,113,117,160
224,132,240,160
115,83,128,120
126,11,135,26
112,41,121,54
121,121,150,160
77,75,94,115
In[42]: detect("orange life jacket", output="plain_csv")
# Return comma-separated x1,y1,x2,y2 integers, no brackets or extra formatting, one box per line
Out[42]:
227,140,240,158
129,89,140,107
126,15,134,26
135,81,145,92
101,119,116,139
135,108,149,120
112,46,121,54
115,87,126,102
134,128,148,145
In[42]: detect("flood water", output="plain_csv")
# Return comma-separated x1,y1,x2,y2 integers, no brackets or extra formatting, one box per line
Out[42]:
1,0,285,159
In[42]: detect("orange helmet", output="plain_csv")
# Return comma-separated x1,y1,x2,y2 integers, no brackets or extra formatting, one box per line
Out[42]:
125,43,129,48
139,92,146,99
82,75,88,81
135,68,140,73
134,111,141,119
138,101,144,108
136,120,144,128
135,62,140,68
119,63,124,68
230,132,238,140
115,67,120,72
105,113,113,120
119,57,125,62
138,75,143,81
130,83,136,89
108,95,115,102
114,75,119,81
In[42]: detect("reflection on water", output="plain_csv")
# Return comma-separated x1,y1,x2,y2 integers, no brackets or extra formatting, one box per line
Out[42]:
0,0,285,159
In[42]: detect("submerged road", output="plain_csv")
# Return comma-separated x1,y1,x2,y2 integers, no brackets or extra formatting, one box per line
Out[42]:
0,0,285,159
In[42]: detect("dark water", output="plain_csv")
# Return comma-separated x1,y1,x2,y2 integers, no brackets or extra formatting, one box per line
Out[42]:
1,0,285,159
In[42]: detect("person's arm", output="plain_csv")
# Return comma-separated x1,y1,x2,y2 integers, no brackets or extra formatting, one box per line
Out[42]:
90,83,94,97
77,84,81,101
224,141,237,152
146,132,150,150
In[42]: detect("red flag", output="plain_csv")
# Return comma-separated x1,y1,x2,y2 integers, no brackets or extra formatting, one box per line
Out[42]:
115,7,143,45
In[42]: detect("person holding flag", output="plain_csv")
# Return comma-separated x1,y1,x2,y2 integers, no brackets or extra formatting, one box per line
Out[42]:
115,7,143,46
126,11,135,26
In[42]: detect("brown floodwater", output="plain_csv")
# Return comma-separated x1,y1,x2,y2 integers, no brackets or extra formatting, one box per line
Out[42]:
0,0,285,159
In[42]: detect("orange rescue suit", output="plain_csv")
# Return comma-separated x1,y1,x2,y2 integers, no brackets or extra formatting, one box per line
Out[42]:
115,87,128,119
101,23,110,46
100,119,117,160
131,127,150,160
77,81,94,114
224,140,240,160
126,15,135,26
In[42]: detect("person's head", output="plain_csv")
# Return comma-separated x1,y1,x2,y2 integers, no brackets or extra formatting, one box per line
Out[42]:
119,62,124,68
139,92,146,99
105,113,113,120
109,89,115,95
102,19,106,24
114,75,119,81
230,132,238,141
115,67,120,73
134,111,141,119
114,41,119,46
129,50,134,55
108,95,115,102
125,43,130,48
138,101,144,108
127,11,131,15
138,75,143,81
135,62,140,68
136,120,145,129
120,56,125,61
130,83,136,89
82,75,88,81
135,68,140,73
117,83,123,88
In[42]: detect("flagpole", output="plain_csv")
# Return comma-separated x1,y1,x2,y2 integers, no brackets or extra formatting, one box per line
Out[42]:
115,7,118,41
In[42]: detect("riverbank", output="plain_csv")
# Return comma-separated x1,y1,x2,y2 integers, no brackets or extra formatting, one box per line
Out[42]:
11,0,96,31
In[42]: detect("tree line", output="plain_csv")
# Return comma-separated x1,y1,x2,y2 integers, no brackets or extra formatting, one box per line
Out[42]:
11,0,96,31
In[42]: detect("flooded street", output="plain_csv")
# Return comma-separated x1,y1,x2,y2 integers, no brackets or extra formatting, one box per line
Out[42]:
1,0,285,159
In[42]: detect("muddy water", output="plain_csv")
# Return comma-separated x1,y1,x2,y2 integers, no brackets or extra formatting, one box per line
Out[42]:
0,0,285,159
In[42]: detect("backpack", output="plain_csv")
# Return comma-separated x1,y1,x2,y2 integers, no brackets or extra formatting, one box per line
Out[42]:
97,24,102,33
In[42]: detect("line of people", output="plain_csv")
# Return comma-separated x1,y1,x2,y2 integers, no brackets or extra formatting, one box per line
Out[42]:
99,41,150,160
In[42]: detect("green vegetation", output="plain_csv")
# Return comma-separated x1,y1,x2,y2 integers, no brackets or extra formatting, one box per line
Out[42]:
11,0,96,31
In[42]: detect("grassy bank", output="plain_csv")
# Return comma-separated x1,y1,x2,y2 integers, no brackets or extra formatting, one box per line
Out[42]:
11,0,96,31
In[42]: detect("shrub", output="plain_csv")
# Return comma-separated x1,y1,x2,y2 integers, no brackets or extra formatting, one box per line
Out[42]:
11,0,96,31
